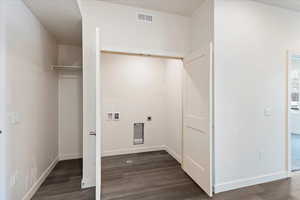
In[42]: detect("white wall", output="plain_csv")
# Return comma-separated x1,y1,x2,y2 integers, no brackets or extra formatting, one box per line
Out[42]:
165,59,183,161
0,0,7,199
214,0,300,192
5,0,59,199
101,54,183,160
191,0,213,52
81,0,191,187
101,53,167,156
57,45,83,160
82,1,191,57
58,44,82,66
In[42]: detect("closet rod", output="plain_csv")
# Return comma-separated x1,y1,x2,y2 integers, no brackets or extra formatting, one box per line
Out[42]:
51,65,82,71
101,50,184,60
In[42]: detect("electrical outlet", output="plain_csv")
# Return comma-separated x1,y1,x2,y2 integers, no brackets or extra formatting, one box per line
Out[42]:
10,175,16,187
114,112,120,121
259,150,264,161
10,171,18,187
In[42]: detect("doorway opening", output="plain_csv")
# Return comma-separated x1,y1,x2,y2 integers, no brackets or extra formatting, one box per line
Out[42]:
95,43,214,199
100,51,185,198
100,52,183,159
96,45,214,198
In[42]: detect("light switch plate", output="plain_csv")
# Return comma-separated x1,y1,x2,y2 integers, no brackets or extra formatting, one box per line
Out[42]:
106,112,113,121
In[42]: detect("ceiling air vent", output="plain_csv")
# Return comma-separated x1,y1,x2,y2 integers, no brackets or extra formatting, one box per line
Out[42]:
137,13,153,23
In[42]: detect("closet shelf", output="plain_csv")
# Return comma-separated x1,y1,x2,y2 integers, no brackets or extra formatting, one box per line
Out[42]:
51,65,82,71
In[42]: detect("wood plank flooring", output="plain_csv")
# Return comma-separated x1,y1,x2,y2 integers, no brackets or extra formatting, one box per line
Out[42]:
32,159,95,200
33,151,300,200
101,151,207,200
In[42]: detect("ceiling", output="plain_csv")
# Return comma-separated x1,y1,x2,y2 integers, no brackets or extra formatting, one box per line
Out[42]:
23,0,82,46
96,0,205,16
22,0,300,46
254,0,300,12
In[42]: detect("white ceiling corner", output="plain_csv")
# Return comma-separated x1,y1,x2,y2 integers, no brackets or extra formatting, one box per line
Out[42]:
95,0,205,16
22,0,300,46
23,0,82,46
253,0,300,12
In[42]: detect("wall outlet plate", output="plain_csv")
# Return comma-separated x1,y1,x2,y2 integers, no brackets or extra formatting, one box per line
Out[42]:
10,171,19,187
10,175,16,187
114,112,120,121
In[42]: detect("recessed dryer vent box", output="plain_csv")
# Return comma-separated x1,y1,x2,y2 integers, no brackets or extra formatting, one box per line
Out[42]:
133,123,144,145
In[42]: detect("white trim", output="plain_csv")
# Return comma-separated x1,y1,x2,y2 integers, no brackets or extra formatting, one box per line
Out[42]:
287,50,293,175
209,41,214,197
290,171,300,177
59,154,83,161
22,156,59,200
164,146,182,163
286,50,300,176
214,171,288,194
102,145,182,163
76,0,83,17
96,27,102,200
58,74,82,79
81,177,95,189
102,146,165,157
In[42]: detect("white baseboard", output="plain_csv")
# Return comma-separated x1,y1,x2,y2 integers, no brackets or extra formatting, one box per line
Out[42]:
59,154,83,161
102,145,182,164
22,156,59,200
163,145,182,163
214,171,289,194
81,177,96,189
102,145,166,157
290,170,300,177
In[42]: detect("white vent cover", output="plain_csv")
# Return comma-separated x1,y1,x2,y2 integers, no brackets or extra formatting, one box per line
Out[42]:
137,13,153,23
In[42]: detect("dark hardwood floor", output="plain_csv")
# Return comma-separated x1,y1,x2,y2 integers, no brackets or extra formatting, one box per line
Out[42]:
33,151,300,200
32,159,95,200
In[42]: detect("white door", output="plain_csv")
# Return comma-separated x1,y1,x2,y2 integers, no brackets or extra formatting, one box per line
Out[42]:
95,28,102,200
182,44,213,197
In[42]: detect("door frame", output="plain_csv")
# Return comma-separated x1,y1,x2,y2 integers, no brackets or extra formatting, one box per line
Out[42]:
95,29,214,199
95,27,101,200
286,50,300,176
